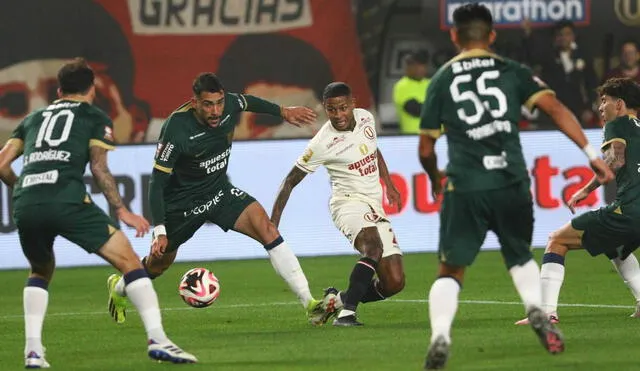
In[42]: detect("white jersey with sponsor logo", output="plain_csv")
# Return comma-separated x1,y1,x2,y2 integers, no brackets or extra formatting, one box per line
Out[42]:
295,108,383,213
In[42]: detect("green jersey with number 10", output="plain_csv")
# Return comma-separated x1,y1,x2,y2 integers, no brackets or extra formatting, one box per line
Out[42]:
420,49,553,192
8,99,115,208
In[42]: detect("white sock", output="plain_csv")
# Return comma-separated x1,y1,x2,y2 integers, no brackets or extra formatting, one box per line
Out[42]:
125,277,169,344
611,254,640,302
509,259,542,313
428,277,460,344
115,276,126,296
267,241,314,308
540,262,565,315
24,287,48,356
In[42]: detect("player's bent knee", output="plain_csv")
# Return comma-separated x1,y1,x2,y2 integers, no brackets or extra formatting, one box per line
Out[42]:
355,227,383,260
98,231,143,274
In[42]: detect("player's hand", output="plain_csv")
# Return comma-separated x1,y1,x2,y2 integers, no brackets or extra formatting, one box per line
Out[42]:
386,185,402,211
151,234,169,258
566,189,589,214
116,208,150,237
589,158,614,185
431,176,444,200
282,106,317,127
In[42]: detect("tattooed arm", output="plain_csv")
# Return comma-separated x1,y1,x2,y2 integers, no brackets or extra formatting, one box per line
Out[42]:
582,141,625,193
567,141,625,213
90,146,149,236
270,166,308,228
89,146,124,210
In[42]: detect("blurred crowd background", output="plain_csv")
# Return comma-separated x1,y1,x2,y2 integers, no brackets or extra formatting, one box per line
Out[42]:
0,0,638,144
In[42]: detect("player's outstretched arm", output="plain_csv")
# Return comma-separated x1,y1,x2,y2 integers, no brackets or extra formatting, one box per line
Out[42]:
377,149,401,210
270,166,308,228
89,146,150,237
242,94,316,127
0,141,21,187
418,134,443,199
535,94,614,185
567,141,626,213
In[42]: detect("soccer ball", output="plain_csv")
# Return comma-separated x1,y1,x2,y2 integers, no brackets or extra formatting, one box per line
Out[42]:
178,267,220,308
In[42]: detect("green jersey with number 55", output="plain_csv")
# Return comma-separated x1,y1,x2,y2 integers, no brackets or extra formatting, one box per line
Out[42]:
8,99,115,207
420,49,553,192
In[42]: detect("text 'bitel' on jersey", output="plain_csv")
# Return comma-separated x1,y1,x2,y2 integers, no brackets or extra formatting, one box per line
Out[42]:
420,49,554,192
9,100,115,207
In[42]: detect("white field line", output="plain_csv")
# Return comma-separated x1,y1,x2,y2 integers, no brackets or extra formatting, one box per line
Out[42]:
0,299,633,320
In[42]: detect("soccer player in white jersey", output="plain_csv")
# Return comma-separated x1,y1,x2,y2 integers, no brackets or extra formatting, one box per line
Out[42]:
271,82,405,326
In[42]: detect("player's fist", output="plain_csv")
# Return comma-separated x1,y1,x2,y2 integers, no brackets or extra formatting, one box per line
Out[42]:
386,185,402,211
116,208,150,237
151,234,169,258
282,106,317,127
589,158,614,185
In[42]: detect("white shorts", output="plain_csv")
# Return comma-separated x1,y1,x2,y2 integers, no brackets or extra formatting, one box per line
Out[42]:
330,199,402,258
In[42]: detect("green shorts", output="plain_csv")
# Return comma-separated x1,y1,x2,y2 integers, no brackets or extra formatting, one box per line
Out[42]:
571,204,640,259
13,201,119,263
164,181,256,252
439,180,534,269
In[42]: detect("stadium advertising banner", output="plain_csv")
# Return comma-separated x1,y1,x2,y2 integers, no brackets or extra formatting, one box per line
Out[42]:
0,0,373,144
439,0,591,29
0,130,607,269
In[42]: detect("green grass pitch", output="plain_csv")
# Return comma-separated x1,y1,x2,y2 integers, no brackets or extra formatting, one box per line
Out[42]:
1,249,640,370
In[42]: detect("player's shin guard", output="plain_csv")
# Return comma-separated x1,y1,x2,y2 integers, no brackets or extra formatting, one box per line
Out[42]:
360,278,386,303
265,237,314,308
428,277,460,344
124,269,169,344
340,258,378,316
509,259,542,313
611,254,640,301
24,277,49,357
540,253,565,315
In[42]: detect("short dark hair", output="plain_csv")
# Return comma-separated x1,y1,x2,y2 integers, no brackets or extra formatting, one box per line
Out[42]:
554,20,575,33
407,51,429,65
192,73,225,96
621,39,640,51
597,78,640,109
453,4,493,45
57,58,95,95
322,82,352,101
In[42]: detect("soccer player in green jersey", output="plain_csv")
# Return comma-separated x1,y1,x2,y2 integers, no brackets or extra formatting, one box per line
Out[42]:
515,78,640,325
0,58,197,367
417,4,614,369
108,72,330,325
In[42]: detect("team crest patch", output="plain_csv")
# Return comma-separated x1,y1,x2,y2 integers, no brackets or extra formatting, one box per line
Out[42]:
155,143,164,158
364,126,375,140
363,211,381,222
104,126,114,141
359,144,368,155
532,76,548,88
302,148,313,163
